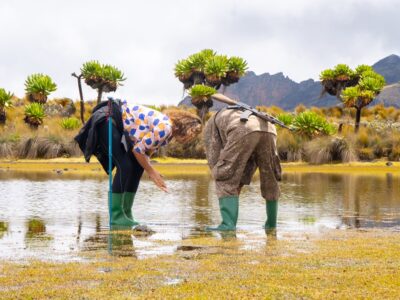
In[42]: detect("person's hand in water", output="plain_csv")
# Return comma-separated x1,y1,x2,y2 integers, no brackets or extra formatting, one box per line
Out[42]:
148,170,168,193
133,151,168,193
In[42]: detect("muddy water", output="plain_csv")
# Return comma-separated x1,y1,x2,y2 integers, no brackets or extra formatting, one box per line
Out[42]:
0,170,399,261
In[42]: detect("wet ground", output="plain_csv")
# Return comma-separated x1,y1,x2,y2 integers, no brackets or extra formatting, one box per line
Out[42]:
0,170,399,261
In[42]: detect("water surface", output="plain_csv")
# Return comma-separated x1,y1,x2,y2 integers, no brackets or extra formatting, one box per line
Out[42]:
0,170,399,261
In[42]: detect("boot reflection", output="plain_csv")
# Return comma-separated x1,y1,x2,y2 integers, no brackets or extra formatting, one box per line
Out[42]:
107,231,136,257
219,230,237,240
265,228,277,240
84,230,137,258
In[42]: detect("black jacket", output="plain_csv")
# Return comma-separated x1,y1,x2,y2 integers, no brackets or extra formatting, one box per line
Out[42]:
74,99,125,174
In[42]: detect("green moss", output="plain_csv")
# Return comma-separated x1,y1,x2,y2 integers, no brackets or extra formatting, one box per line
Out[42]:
0,230,399,299
0,159,399,177
0,221,8,232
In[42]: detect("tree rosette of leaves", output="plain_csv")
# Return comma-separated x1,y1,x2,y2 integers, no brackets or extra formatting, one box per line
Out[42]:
174,49,248,119
188,84,217,122
174,49,248,90
189,85,217,109
341,72,385,109
203,55,228,87
80,61,126,93
25,74,57,104
24,102,46,128
0,88,14,124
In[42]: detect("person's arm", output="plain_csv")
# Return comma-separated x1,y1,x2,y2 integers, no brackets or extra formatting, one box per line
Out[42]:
132,115,171,193
133,151,168,193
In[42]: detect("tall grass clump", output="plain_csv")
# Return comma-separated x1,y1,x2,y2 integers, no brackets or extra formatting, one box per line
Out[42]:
0,132,20,158
304,136,357,164
17,136,80,159
166,133,205,159
276,129,304,161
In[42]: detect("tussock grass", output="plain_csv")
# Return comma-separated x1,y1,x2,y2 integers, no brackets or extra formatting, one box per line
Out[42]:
2,96,400,163
0,142,14,158
305,136,357,164
17,136,80,159
277,129,304,161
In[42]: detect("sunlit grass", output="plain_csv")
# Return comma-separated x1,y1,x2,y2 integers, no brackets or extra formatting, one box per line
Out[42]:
1,159,399,177
2,96,400,162
0,230,398,299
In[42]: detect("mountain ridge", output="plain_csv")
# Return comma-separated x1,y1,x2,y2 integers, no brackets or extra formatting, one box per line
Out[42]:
179,54,400,110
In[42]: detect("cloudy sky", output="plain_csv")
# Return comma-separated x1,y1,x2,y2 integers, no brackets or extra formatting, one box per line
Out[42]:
0,0,398,105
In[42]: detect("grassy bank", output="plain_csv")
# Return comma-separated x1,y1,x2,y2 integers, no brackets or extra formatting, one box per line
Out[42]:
1,98,400,163
0,230,399,299
1,157,400,176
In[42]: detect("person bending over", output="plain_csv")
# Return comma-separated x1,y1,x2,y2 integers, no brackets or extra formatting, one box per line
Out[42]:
204,94,281,231
75,99,202,229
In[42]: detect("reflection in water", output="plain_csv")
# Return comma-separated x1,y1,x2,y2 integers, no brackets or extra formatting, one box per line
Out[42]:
84,232,136,258
186,174,212,236
0,171,399,261
25,218,53,248
0,221,8,239
279,173,400,229
26,218,46,237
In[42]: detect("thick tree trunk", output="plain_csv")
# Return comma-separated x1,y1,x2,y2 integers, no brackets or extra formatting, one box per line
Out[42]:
355,107,362,133
77,76,85,124
97,86,103,104
0,109,6,125
72,73,85,124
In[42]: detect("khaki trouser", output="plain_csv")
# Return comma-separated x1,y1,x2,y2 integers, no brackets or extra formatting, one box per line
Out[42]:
211,131,281,200
204,109,281,200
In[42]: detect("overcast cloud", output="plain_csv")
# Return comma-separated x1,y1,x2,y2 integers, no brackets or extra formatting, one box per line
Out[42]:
0,0,399,105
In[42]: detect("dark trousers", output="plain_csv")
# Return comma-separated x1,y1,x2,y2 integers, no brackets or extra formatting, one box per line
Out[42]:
97,121,144,193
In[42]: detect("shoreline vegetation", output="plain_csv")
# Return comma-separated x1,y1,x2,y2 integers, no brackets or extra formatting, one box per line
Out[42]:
1,98,400,164
0,157,399,176
0,229,399,299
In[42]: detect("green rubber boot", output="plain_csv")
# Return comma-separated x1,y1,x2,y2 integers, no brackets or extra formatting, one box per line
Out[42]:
207,196,239,231
110,193,139,229
122,192,139,225
264,200,278,229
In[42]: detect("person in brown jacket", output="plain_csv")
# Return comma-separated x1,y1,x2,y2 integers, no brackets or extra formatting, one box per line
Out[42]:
204,94,281,231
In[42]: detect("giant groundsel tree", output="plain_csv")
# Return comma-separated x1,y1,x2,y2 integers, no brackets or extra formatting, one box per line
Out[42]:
0,88,13,125
174,49,248,120
72,61,126,123
24,73,57,104
320,64,385,132
80,61,126,104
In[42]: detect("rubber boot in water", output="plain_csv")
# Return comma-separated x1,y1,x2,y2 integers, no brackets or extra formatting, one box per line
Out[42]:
122,192,139,226
264,200,278,230
207,196,239,231
110,193,139,229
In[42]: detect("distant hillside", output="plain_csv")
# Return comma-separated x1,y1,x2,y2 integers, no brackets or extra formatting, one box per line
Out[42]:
372,54,400,85
376,83,400,107
179,54,400,110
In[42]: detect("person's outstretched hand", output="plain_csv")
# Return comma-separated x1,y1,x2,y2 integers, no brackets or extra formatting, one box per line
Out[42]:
148,170,168,193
